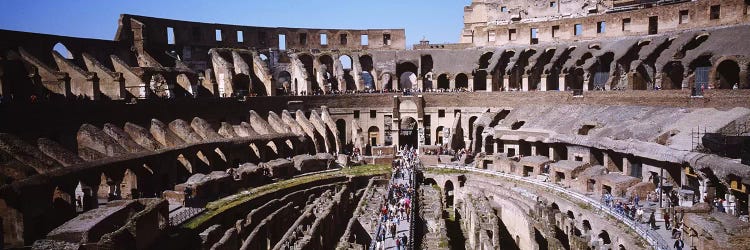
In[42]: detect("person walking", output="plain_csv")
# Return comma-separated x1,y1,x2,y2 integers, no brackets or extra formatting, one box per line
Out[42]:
664,211,671,230
401,234,408,249
673,237,684,250
649,211,657,230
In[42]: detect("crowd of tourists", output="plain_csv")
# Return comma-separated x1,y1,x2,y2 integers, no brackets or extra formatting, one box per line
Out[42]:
373,146,417,250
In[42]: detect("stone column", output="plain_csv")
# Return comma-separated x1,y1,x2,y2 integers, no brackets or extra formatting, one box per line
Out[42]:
548,147,556,161
449,78,456,90
486,75,493,92
559,74,567,91
503,75,510,91
417,77,424,90
582,73,590,92
530,144,537,156
468,77,474,91
623,157,633,178
540,74,548,91
739,66,749,89
521,75,529,91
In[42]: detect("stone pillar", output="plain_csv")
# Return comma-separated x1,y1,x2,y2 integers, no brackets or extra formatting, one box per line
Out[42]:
623,157,633,177
449,78,456,90
549,147,556,161
559,74,567,91
503,75,510,91
540,74,548,91
530,144,537,156
417,77,424,91
521,75,529,91
468,77,474,91
582,74,590,92
739,68,749,89
486,75,493,92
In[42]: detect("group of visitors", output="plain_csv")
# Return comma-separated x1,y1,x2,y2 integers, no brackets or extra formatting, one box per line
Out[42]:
601,190,687,249
373,147,417,250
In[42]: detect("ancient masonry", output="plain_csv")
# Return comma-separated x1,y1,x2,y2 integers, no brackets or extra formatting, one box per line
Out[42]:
1,0,750,249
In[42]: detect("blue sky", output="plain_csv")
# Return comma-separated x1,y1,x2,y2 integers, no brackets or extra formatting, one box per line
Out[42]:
0,0,469,47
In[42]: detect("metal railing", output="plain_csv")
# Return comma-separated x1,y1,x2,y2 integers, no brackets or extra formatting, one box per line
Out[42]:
432,164,670,250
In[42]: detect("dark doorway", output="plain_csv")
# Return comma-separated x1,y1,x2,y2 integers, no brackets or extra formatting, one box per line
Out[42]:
399,117,418,148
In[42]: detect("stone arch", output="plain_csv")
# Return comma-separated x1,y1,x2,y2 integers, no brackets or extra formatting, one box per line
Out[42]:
455,73,469,89
597,230,612,245
399,116,418,148
336,119,347,146
688,55,712,92
53,42,73,59
715,59,740,89
582,220,592,232
423,178,438,186
473,126,485,152
338,55,356,91
568,68,585,90
444,180,455,208
359,54,373,72
318,54,335,91
437,74,450,89
534,228,549,250
479,52,494,69
298,53,316,91
421,54,433,79
590,52,614,90
276,71,292,95
468,116,479,140
397,62,418,90
380,72,393,90
474,71,488,91
662,61,684,90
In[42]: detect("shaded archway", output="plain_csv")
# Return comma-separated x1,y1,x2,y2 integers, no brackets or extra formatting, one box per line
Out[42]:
689,55,712,94
339,55,356,90
468,116,478,140
400,72,417,90
662,62,684,90
438,74,450,89
474,71,488,91
399,116,418,148
479,52,494,70
359,55,373,72
444,180,455,208
319,54,335,91
336,119,347,147
716,60,740,89
397,62,418,90
277,71,292,95
455,73,469,89
298,54,317,91
598,230,612,245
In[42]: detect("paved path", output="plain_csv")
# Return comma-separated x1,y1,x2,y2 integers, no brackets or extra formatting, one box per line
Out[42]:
372,163,415,250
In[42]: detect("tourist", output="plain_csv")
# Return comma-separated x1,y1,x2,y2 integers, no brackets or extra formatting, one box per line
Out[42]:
673,237,684,250
664,211,671,230
401,234,408,249
184,185,193,206
649,211,657,230
395,234,401,250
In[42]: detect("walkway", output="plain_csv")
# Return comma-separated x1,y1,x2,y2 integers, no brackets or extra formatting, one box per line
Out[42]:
371,152,417,250
432,164,672,250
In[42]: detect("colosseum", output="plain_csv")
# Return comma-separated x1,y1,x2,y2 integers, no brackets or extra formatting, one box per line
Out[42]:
1,0,749,249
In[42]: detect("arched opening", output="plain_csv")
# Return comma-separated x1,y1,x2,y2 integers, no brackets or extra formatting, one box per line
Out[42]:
277,71,292,95
716,60,740,89
319,55,335,91
554,225,571,250
368,126,379,147
421,55,434,88
436,126,445,145
495,208,520,250
474,70,488,91
690,55,712,95
397,62,418,90
53,42,73,59
336,119,347,146
662,62,684,90
399,116,418,148
444,180,455,208
455,73,469,89
437,74,450,90
400,72,417,90
582,220,592,232
298,54,317,92
381,73,393,90
591,52,614,90
474,126,485,152
362,71,375,90
468,116,478,140
339,55,356,91
479,52,494,70
567,68,585,90
598,230,612,245
359,55,373,72
567,210,575,220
